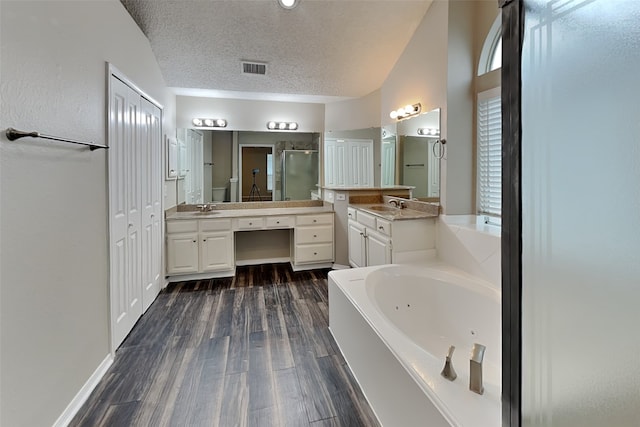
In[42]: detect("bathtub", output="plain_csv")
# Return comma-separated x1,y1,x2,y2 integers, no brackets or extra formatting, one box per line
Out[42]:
328,263,501,427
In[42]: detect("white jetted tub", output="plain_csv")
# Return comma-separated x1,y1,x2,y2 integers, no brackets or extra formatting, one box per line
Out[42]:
328,263,501,427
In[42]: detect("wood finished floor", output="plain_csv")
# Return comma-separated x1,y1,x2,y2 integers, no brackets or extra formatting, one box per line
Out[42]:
70,264,380,427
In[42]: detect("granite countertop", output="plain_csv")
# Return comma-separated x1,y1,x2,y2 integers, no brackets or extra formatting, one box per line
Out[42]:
351,203,437,221
166,205,334,220
321,185,415,191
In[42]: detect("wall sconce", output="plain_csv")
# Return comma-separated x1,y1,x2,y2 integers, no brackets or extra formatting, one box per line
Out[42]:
417,128,440,136
389,103,421,120
267,121,298,131
192,118,227,128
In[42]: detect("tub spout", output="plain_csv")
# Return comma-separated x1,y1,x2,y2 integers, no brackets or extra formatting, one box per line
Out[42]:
441,345,457,381
469,343,486,395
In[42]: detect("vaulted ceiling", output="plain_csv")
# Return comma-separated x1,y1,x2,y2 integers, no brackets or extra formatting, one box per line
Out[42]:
120,0,433,102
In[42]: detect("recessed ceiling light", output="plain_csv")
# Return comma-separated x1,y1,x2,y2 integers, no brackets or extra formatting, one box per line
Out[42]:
278,0,298,10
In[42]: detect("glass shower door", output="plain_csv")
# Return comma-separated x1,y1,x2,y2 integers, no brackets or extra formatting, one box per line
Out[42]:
521,1,640,425
281,150,319,201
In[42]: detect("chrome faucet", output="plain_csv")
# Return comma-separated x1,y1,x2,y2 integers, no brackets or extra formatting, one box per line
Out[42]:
469,343,486,395
399,200,406,209
197,203,216,212
441,345,457,381
388,199,399,207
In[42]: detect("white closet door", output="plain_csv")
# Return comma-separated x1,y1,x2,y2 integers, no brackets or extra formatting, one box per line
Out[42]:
140,98,162,311
109,76,143,349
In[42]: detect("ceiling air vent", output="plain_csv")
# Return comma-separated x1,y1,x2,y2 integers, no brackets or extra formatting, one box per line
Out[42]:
241,61,267,76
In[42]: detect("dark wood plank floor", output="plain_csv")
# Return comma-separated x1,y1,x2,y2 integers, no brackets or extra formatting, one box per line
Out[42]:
70,264,380,427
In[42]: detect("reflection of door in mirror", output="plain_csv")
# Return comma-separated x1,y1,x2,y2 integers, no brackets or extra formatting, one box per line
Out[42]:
381,136,396,186
240,146,273,202
178,128,204,204
402,137,428,198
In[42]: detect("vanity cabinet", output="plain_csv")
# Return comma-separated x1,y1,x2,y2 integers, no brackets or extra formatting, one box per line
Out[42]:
166,218,234,275
293,213,335,268
166,209,334,279
348,207,434,268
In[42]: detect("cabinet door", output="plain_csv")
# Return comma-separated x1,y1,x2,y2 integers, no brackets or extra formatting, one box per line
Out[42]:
200,231,234,272
367,232,391,267
167,233,199,274
348,220,366,268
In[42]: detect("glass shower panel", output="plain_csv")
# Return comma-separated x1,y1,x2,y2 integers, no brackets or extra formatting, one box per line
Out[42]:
521,1,640,426
281,150,319,201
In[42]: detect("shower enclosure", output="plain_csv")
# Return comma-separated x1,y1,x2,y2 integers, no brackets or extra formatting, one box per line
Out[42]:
281,150,318,201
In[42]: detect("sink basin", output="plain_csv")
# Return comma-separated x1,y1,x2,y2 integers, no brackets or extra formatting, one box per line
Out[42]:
365,205,399,212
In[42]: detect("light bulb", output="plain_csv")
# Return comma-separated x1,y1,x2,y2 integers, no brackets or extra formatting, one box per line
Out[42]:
390,111,398,119
288,122,298,130
267,121,277,130
192,118,203,126
279,122,287,130
216,119,227,127
204,119,214,126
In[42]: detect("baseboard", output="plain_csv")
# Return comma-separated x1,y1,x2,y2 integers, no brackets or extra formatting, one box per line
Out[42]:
52,354,114,427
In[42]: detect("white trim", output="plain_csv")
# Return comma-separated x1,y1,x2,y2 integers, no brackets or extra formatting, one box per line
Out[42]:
52,354,114,427
478,14,502,76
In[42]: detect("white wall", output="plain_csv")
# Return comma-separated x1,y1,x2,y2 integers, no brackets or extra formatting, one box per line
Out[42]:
0,1,174,426
176,96,324,132
324,89,381,131
380,1,449,128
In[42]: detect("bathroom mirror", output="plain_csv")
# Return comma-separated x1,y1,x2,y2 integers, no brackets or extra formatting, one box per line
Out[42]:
396,108,441,201
381,125,397,186
176,129,320,204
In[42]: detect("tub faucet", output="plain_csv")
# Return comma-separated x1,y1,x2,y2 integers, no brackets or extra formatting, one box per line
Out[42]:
441,345,457,381
389,199,399,207
469,343,486,395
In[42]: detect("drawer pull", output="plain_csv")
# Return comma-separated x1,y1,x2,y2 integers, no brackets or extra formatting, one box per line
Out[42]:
249,222,253,225
203,239,207,242
379,226,384,230
276,221,280,224
313,234,317,238
314,252,318,255
313,219,317,223
193,239,197,243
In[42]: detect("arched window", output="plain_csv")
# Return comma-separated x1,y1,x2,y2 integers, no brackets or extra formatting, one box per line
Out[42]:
478,15,502,75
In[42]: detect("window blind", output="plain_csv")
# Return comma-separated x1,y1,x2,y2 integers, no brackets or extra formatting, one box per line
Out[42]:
477,87,502,217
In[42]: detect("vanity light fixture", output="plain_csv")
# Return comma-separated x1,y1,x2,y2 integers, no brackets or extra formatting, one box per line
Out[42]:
277,0,299,9
417,127,440,136
192,118,227,128
389,103,422,121
267,121,298,131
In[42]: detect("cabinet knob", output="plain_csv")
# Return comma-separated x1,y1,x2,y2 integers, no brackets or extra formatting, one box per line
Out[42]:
314,252,318,255
203,239,207,242
249,222,252,225
313,219,317,223
193,240,197,243
313,234,317,238
379,226,384,230
276,221,280,224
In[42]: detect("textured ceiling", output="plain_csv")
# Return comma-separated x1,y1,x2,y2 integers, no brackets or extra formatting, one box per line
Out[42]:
120,0,433,102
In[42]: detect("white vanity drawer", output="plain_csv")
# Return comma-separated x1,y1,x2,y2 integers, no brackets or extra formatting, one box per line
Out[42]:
347,207,357,220
296,225,333,244
200,218,232,232
236,217,264,230
295,243,333,263
166,220,198,234
296,213,333,226
355,210,376,229
265,216,292,228
375,217,392,236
